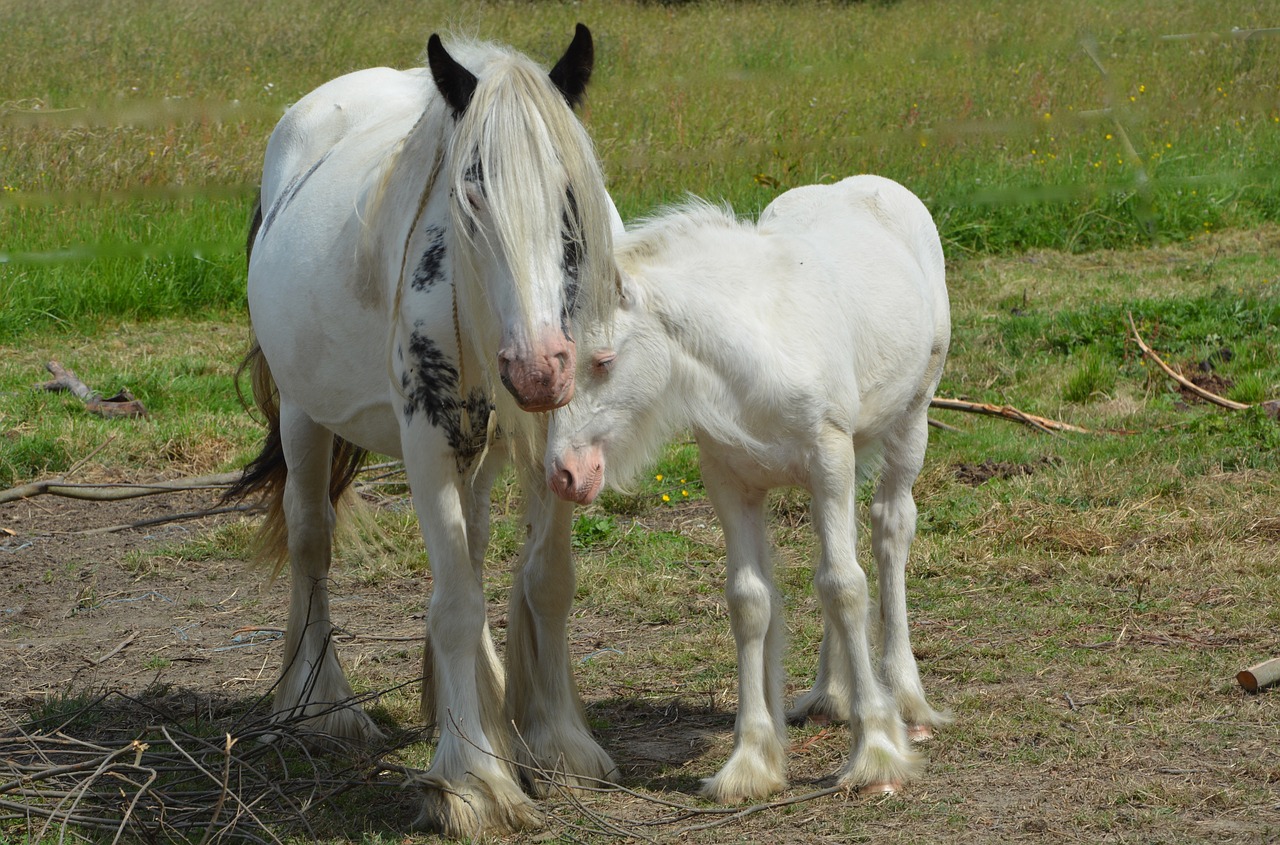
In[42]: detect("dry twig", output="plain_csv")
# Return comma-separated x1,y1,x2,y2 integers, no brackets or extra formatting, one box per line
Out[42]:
39,360,148,418
0,689,427,844
929,397,1108,434
1126,313,1249,409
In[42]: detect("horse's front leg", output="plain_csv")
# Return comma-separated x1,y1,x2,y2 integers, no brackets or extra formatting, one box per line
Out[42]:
505,459,619,794
809,432,919,794
407,440,539,837
274,401,380,742
698,446,788,803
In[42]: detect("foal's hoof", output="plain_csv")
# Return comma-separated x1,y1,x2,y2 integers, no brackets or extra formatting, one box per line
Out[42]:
906,724,934,742
858,780,902,797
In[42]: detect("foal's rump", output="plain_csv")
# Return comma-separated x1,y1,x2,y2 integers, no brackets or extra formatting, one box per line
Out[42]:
759,175,944,297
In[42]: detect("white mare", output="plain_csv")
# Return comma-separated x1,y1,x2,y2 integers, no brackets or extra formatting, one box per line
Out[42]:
227,26,622,837
546,175,951,802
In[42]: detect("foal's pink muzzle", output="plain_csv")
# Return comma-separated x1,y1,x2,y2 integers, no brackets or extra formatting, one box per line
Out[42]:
498,333,575,412
548,448,604,505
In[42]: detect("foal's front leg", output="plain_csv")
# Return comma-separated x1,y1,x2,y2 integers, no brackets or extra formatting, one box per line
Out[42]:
698,448,788,803
809,436,918,793
506,459,619,794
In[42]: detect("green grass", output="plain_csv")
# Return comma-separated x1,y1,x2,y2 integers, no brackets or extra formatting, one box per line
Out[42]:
3,0,1280,342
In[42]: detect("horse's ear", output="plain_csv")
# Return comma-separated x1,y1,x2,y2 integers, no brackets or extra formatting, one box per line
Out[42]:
428,34,478,118
549,23,593,109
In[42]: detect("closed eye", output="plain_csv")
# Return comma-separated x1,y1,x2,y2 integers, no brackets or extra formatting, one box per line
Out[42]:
591,350,616,375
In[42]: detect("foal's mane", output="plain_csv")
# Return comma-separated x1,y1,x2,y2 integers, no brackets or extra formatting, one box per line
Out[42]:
614,198,743,275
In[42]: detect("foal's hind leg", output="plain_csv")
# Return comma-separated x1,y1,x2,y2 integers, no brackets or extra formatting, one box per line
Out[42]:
274,402,379,741
506,459,619,794
873,414,949,739
809,432,918,793
787,619,853,726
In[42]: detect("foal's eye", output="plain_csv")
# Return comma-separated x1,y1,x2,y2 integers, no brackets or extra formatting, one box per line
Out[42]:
591,350,616,375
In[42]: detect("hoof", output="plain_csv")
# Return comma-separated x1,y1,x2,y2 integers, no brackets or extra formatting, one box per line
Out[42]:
906,724,934,742
699,749,788,804
266,701,384,749
413,774,543,838
699,772,788,805
858,780,902,797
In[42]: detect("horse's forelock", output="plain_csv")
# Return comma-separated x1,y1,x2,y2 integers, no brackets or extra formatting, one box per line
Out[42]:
446,50,616,337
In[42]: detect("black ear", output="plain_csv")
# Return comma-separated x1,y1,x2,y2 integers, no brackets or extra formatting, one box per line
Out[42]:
428,34,478,118
549,23,593,109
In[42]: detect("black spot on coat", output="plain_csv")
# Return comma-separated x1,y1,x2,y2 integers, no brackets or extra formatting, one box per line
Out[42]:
400,327,492,472
411,225,447,291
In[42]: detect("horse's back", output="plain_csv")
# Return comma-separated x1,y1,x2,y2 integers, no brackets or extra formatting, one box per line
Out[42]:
261,67,431,202
248,67,441,453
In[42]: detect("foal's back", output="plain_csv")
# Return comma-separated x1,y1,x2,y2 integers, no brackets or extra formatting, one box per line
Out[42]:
756,175,949,437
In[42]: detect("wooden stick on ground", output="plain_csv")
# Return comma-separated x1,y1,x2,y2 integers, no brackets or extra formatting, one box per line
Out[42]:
929,397,1104,434
0,473,243,506
1126,313,1250,410
1237,657,1280,693
39,360,148,418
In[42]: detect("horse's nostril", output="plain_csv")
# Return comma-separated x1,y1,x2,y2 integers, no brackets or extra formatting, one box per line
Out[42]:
554,467,574,494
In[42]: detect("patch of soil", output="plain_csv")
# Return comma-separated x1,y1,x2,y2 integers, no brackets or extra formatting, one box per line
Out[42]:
1181,369,1236,403
953,456,1057,487
0,490,425,710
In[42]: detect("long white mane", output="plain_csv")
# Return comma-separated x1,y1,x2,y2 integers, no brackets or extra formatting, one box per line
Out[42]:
444,40,617,333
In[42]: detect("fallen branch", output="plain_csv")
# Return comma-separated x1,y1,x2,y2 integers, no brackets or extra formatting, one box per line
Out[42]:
929,397,1105,434
1126,313,1251,410
0,473,243,506
86,632,138,666
39,360,147,418
68,503,264,536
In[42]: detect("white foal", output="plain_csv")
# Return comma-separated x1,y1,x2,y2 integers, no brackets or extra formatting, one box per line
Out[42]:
546,175,950,801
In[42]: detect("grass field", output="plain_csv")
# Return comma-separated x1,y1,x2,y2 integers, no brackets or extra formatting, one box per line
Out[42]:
1,1,1279,843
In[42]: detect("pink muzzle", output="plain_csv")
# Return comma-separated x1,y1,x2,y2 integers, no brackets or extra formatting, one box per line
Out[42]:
497,333,575,412
547,448,604,505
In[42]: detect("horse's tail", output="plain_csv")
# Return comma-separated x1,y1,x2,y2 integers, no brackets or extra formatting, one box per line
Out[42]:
224,194,368,577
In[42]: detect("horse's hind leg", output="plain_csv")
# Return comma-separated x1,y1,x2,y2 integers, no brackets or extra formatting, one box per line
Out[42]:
872,413,949,739
506,459,619,794
275,402,379,741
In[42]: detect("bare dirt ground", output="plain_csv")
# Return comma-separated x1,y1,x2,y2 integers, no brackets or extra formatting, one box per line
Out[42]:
3,489,1279,844
2,491,423,709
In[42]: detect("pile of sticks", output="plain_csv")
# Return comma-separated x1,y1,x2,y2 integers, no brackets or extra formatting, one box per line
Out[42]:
0,690,424,845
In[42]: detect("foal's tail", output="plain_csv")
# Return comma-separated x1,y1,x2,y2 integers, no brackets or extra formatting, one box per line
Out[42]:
223,194,368,577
